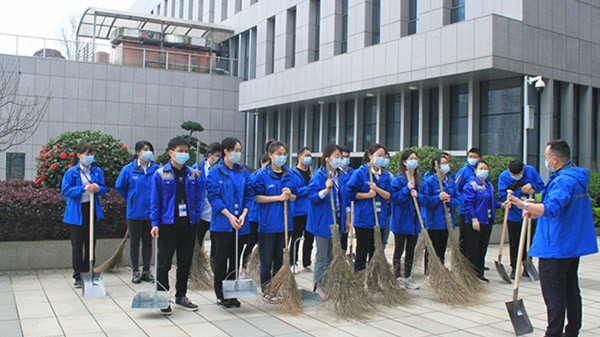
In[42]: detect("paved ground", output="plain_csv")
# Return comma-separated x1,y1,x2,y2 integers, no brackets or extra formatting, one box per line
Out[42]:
2,240,600,337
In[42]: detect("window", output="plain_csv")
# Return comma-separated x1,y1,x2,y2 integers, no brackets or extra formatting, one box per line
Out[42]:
258,112,267,155
480,78,523,158
572,85,581,165
221,0,228,20
171,0,176,17
6,153,25,181
593,89,598,168
408,0,418,35
286,109,292,147
208,0,215,22
553,81,562,139
297,107,306,147
179,0,184,18
386,94,402,151
449,84,468,150
151,9,154,15
371,0,381,45
235,0,242,13
266,17,275,74
344,100,355,149
428,88,439,146
272,110,280,140
451,0,465,23
197,0,204,21
157,4,161,15
363,97,377,150
327,103,337,145
164,0,168,16
287,8,297,69
312,105,321,150
341,0,349,54
241,30,250,80
188,0,193,19
310,0,321,62
409,90,419,147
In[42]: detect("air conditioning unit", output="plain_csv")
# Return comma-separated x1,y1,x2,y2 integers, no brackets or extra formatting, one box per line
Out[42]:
110,27,142,44
164,34,190,45
189,37,221,51
140,30,163,43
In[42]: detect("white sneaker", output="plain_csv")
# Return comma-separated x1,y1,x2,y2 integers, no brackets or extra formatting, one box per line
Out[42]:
291,264,299,273
303,264,312,272
404,277,420,290
397,277,406,288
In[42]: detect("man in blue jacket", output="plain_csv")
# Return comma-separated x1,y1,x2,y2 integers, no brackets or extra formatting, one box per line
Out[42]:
455,147,483,254
510,140,598,337
289,147,314,272
498,159,545,279
150,137,205,315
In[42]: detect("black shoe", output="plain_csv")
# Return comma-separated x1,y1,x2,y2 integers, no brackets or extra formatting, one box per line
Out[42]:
141,270,154,283
160,305,172,315
229,298,241,308
132,271,142,284
510,269,516,280
217,299,232,308
484,266,489,271
479,276,490,283
175,296,198,311
73,278,82,288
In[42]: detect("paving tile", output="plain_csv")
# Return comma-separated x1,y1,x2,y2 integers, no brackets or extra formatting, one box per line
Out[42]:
57,314,103,335
212,318,270,337
339,321,398,337
16,300,56,319
275,333,314,337
178,322,230,337
245,315,300,335
0,303,19,321
0,320,22,337
20,317,62,337
65,333,107,337
306,327,355,337
50,299,89,317
14,289,49,304
275,313,332,331
140,325,188,337
366,319,430,337
395,314,457,335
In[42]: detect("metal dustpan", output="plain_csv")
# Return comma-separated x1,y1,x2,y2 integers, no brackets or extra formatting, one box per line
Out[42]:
495,191,512,284
223,229,259,299
523,217,539,282
299,288,321,307
506,217,533,336
132,237,170,309
82,193,106,297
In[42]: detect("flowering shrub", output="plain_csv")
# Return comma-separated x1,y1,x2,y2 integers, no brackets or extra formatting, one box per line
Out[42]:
35,130,132,188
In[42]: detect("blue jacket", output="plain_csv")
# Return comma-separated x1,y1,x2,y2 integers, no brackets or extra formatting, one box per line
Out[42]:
306,167,351,238
207,162,254,235
115,160,158,220
529,163,598,259
455,162,476,215
150,162,205,227
61,164,108,225
248,169,262,223
289,166,312,217
498,165,545,222
463,177,501,225
253,164,298,233
348,164,392,229
389,173,426,235
420,173,460,230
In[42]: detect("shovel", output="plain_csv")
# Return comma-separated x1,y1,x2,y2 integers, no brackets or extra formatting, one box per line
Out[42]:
505,216,534,336
223,229,259,299
495,190,513,284
131,236,170,309
82,192,107,297
522,194,539,282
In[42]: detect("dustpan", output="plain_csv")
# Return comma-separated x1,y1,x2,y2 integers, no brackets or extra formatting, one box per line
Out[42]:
299,288,321,307
82,192,106,297
131,236,169,309
223,229,259,299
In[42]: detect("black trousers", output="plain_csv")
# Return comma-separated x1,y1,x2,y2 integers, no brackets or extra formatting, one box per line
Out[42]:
258,232,286,289
68,202,97,279
196,219,211,248
290,215,314,267
242,221,259,268
539,258,582,337
393,233,417,278
210,231,247,300
459,215,468,255
354,227,384,272
425,229,449,272
127,219,152,272
507,219,537,269
340,231,349,252
464,223,493,278
156,224,197,298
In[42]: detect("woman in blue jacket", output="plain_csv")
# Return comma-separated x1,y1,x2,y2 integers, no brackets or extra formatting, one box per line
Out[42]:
207,137,254,309
289,147,314,271
389,149,425,289
253,141,297,301
348,143,392,272
462,160,502,282
116,140,158,284
61,143,108,288
306,144,350,291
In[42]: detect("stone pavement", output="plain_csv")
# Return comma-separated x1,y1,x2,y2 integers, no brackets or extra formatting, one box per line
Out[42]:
2,240,600,337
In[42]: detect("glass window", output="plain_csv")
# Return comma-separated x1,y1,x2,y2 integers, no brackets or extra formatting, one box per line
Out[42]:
312,0,321,62
553,82,562,139
179,0,184,18
572,85,580,165
409,91,419,147
272,110,279,140
197,0,204,21
242,30,250,80
371,0,381,45
258,112,267,155
480,78,523,158
386,94,402,151
286,109,292,148
451,0,465,23
297,107,306,147
593,89,598,167
450,84,469,150
341,0,349,54
363,97,377,150
327,103,337,145
312,105,321,150
6,153,25,181
235,0,242,13
344,100,354,149
164,0,168,16
266,16,275,74
287,8,297,69
428,88,439,146
157,4,161,15
188,0,193,19
408,0,418,35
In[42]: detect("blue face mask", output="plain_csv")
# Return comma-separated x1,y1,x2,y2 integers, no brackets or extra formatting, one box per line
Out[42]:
545,160,555,173
174,152,189,166
330,158,343,169
274,155,287,167
372,156,386,168
302,156,313,166
141,151,153,162
82,155,94,166
476,169,489,179
440,163,451,174
467,158,478,166
406,159,419,170
230,152,242,164
342,158,350,168
381,158,390,168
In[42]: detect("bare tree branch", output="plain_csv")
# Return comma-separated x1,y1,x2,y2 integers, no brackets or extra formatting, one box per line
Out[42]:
55,12,86,61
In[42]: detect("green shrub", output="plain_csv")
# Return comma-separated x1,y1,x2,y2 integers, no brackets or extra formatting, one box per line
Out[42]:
388,146,462,176
593,208,600,228
156,121,207,166
589,171,600,208
482,154,513,190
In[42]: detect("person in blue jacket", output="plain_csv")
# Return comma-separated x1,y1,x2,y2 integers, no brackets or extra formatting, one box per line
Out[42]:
150,137,205,315
207,137,254,309
498,159,544,279
115,140,158,284
253,141,297,301
380,151,393,249
455,147,483,254
289,147,314,272
306,144,350,291
348,143,392,272
420,153,460,270
340,146,354,253
462,159,502,282
510,140,598,337
61,143,108,288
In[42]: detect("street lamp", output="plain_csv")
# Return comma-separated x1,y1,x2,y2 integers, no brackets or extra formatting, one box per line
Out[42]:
522,75,545,163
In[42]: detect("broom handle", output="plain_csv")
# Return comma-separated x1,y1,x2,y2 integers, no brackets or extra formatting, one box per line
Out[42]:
368,169,380,229
526,193,534,252
407,173,426,232
327,166,338,226
433,161,453,231
498,190,513,260
513,215,529,301
284,200,289,247
89,192,95,269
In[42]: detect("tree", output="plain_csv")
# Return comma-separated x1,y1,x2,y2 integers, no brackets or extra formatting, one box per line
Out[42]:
55,12,87,61
0,59,50,152
157,121,208,165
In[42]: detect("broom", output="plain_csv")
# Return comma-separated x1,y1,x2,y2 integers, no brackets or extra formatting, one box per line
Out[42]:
95,229,128,273
189,239,213,290
264,200,303,315
364,169,409,306
246,246,261,286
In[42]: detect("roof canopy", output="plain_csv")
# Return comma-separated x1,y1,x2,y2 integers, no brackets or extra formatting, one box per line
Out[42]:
77,7,234,43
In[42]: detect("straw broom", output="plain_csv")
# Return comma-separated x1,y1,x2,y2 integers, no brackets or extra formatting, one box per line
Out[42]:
264,200,303,315
95,229,128,273
189,239,213,290
364,170,409,306
246,246,261,286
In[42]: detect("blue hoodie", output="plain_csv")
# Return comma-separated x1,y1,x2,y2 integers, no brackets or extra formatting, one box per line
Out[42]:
389,173,426,235
529,163,598,259
207,162,254,235
61,163,108,225
455,162,476,215
248,169,262,223
289,166,312,217
306,167,351,238
420,173,460,230
462,177,501,225
150,162,205,227
253,164,298,233
348,164,392,229
115,160,158,220
497,165,545,222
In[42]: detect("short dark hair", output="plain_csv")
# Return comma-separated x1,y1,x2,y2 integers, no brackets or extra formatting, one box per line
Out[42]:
474,159,489,170
468,147,482,157
321,144,342,167
168,137,191,151
340,146,351,155
547,140,570,162
267,141,288,154
221,137,240,152
135,140,154,153
71,143,94,166
508,160,525,174
297,147,311,157
362,143,387,164
206,142,222,156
